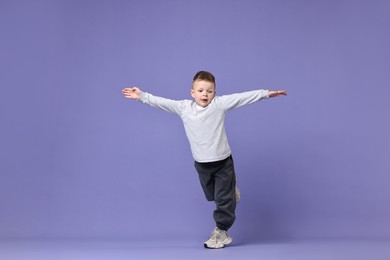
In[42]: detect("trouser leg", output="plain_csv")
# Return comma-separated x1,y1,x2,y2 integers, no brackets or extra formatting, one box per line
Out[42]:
196,163,215,201
195,155,237,231
213,156,236,231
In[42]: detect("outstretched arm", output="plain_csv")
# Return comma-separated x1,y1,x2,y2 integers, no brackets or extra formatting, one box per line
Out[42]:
268,90,287,97
122,87,141,100
121,86,185,115
217,89,287,111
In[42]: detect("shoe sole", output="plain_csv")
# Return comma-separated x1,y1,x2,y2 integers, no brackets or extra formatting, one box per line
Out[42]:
204,243,225,249
204,238,232,249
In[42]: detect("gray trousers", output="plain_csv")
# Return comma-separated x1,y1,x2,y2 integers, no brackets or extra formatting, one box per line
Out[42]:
194,155,237,231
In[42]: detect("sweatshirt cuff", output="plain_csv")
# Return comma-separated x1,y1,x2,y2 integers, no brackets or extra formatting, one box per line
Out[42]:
138,92,147,102
264,89,270,98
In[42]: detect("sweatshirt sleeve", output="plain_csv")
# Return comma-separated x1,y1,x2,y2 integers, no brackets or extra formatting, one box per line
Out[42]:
138,92,185,116
215,89,270,111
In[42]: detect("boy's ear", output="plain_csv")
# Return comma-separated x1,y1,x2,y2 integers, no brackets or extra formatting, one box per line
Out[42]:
190,88,195,98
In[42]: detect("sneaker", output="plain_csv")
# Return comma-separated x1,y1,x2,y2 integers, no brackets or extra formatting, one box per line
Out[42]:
236,187,240,204
204,227,233,249
235,176,240,204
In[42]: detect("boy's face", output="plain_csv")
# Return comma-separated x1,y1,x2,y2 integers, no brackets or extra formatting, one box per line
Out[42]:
191,80,216,107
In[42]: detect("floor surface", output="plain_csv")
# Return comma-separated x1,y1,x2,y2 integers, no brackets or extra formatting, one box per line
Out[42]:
1,238,389,260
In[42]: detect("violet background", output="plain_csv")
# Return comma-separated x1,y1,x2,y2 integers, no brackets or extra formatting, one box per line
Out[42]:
1,0,389,242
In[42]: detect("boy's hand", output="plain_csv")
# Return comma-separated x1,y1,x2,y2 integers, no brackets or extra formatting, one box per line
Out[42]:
122,87,141,100
269,90,287,97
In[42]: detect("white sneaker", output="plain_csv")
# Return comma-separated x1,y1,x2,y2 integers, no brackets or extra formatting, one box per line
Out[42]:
236,187,240,204
235,176,240,204
204,227,233,249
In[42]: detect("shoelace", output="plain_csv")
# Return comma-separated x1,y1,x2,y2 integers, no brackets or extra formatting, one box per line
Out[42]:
209,229,220,241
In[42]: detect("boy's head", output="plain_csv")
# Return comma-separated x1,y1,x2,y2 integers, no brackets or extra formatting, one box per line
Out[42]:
192,71,216,86
191,71,216,107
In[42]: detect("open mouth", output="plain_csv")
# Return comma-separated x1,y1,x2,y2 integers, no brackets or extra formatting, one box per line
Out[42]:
201,98,208,103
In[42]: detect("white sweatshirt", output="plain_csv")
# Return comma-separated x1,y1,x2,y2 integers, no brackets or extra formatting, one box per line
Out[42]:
138,89,269,163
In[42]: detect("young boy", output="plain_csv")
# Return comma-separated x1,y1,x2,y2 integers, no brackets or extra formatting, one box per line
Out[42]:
122,71,287,249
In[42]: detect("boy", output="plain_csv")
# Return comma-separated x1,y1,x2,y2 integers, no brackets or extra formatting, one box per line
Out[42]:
122,71,287,249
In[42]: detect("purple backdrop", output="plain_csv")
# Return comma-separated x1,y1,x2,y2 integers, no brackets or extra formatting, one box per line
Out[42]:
1,0,389,241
